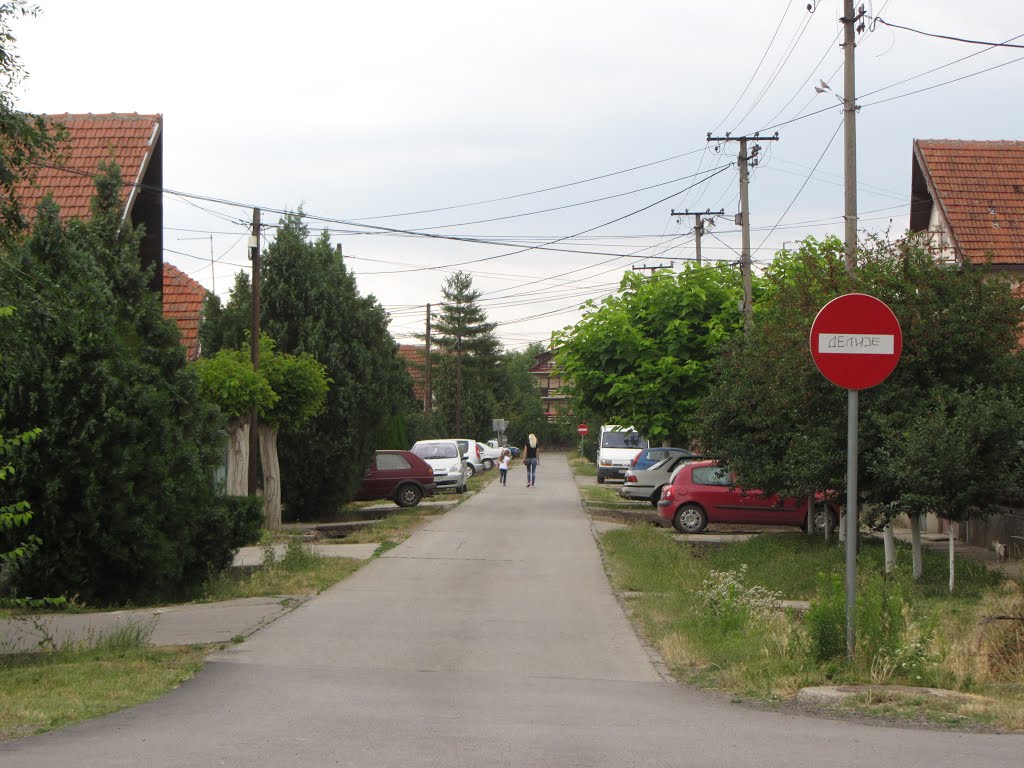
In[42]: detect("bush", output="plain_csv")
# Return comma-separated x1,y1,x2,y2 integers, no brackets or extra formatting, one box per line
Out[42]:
806,572,846,664
191,495,264,573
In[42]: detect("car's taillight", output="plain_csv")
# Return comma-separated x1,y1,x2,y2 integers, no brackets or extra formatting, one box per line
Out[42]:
661,486,674,500
626,474,638,483
476,445,482,459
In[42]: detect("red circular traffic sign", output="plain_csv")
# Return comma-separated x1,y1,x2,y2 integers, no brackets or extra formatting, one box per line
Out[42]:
810,293,902,390
577,424,589,436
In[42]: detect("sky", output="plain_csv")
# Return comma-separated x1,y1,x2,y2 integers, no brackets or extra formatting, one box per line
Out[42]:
13,0,1024,351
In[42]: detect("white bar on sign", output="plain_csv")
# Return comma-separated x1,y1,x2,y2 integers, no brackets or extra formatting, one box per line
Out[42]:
817,334,894,355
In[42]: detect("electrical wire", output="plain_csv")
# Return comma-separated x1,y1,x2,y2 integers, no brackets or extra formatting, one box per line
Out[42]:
871,17,1024,49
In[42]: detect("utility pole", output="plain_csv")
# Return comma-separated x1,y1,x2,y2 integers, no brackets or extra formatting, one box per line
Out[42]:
247,208,261,496
843,0,865,277
670,209,725,266
424,303,432,415
455,334,462,436
841,0,866,663
706,133,779,330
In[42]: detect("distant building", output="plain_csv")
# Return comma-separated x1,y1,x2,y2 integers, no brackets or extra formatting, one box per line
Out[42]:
162,263,207,361
16,113,164,297
529,348,567,421
397,344,428,408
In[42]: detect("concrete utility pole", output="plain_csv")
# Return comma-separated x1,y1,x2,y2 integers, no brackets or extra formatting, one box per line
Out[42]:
670,209,725,266
424,303,432,415
705,133,779,330
841,0,866,662
843,0,864,278
247,208,261,496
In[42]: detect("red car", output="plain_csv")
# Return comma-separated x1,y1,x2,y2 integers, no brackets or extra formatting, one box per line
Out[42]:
354,450,436,507
656,460,837,534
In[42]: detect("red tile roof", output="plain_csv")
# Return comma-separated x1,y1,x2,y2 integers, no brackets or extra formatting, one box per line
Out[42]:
162,263,207,361
397,344,427,402
913,140,1024,265
16,113,161,222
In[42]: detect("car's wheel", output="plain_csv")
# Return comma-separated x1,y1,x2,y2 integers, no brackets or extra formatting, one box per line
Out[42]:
465,463,476,478
482,459,494,471
597,472,606,485
673,503,708,534
456,483,467,494
805,504,838,533
395,483,422,508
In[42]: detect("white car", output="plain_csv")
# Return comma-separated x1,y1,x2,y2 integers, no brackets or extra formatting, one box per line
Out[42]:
619,454,696,506
477,441,502,470
453,438,486,476
410,440,469,494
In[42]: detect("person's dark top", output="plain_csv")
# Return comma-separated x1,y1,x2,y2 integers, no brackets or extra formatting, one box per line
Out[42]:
525,444,538,459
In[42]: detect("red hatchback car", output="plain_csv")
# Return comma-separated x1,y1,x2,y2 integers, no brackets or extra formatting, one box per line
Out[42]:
657,460,837,534
354,450,436,507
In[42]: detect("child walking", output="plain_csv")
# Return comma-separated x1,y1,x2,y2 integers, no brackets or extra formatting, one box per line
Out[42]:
499,449,511,485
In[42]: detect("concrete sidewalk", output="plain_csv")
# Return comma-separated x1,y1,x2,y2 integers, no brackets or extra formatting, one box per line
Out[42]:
0,542,382,654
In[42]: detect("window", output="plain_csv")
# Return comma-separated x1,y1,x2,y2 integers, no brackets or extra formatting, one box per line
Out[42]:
601,431,649,449
412,443,458,460
377,453,411,471
691,466,731,486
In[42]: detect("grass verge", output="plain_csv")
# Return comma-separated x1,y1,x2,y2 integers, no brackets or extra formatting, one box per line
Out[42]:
600,523,1023,731
0,619,206,743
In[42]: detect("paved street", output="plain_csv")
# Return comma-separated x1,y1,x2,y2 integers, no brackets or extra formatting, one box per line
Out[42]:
3,455,1022,766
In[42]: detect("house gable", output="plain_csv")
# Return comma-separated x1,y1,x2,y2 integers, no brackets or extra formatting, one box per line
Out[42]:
162,263,207,362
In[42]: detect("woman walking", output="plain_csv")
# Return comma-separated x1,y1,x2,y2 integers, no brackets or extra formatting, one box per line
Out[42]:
522,434,540,487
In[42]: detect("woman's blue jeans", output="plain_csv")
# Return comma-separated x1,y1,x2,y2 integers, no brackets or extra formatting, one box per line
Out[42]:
524,458,538,484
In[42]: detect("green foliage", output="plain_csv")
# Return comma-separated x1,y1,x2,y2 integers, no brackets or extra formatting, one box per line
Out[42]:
554,264,749,445
697,235,1024,517
192,346,277,422
805,572,846,664
0,165,248,605
206,495,264,549
259,213,408,518
258,335,329,427
0,2,64,243
198,272,252,356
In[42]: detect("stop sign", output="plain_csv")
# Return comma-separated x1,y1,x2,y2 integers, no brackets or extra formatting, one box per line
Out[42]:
577,424,589,436
810,293,902,390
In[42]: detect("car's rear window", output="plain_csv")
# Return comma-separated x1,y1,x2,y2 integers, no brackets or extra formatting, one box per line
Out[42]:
691,466,731,486
377,453,412,471
412,443,458,460
601,431,648,449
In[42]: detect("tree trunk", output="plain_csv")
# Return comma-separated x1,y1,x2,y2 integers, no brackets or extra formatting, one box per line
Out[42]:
226,419,250,496
806,495,814,537
824,502,833,543
838,509,846,543
259,423,281,530
948,522,957,593
883,523,896,573
910,513,923,580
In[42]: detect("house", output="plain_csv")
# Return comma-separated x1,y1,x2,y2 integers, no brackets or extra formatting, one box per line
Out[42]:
910,139,1024,286
15,113,164,297
529,348,568,421
162,263,207,362
397,344,428,408
909,138,1024,551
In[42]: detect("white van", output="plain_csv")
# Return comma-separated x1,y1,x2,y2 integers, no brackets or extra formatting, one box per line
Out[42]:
596,425,648,484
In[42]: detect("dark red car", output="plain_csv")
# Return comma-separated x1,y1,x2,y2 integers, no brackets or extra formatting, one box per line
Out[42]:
355,450,436,507
656,460,837,534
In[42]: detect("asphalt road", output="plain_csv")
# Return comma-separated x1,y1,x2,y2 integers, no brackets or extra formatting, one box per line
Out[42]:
3,455,1022,766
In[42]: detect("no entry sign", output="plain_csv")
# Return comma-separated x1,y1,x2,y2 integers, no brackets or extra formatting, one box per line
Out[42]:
577,424,589,436
810,293,902,390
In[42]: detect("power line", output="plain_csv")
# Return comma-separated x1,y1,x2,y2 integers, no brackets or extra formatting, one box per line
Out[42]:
871,17,1024,49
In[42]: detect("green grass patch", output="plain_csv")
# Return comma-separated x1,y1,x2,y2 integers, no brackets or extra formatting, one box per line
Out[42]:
567,451,597,476
579,484,646,510
599,523,1022,730
201,541,362,600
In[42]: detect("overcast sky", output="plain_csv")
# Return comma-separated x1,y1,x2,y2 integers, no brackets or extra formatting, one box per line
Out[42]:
14,0,1024,350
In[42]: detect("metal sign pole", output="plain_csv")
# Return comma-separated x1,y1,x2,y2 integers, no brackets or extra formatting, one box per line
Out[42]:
845,388,859,660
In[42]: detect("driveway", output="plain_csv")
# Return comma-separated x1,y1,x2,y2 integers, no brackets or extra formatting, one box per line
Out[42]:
3,455,1021,766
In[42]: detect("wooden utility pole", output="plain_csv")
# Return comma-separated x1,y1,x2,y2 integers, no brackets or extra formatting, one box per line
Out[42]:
633,263,673,276
424,303,432,414
671,209,725,266
454,334,462,436
706,133,779,330
247,208,261,496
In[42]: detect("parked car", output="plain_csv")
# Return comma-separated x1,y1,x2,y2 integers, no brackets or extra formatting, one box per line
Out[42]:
453,439,485,477
620,454,696,507
477,441,502,470
410,439,469,494
485,439,519,459
596,425,649,484
629,446,698,471
355,450,436,507
656,460,838,534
